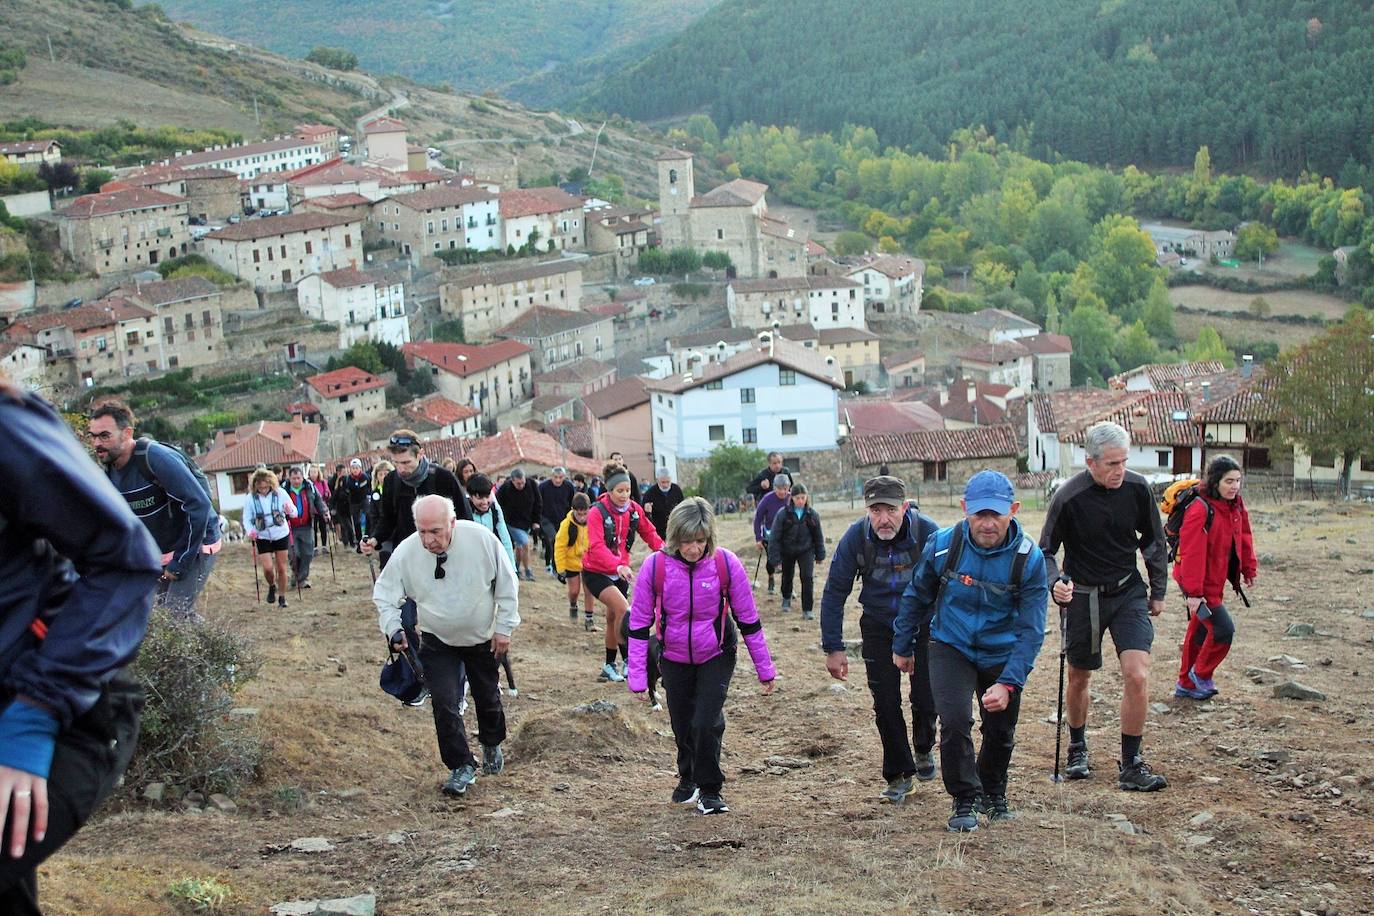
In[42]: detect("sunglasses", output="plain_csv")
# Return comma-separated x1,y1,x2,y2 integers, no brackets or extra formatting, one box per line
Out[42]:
390,434,419,448
434,551,448,580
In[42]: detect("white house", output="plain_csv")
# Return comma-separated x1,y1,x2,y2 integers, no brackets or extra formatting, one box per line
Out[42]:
843,254,925,315
1028,388,1201,478
726,276,866,331
195,418,321,514
498,187,585,252
297,267,409,349
163,136,326,181
645,333,842,483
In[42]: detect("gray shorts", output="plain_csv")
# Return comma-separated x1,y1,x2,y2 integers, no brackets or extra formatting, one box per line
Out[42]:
1064,578,1153,670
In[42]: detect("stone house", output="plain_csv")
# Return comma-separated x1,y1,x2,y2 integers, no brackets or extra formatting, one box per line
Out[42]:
375,184,501,265
296,267,409,349
360,117,409,169
115,166,241,223
306,366,388,457
777,323,881,389
881,348,927,389
464,426,603,479
294,124,340,160
954,340,1035,390
202,212,363,290
438,260,583,342
57,188,190,276
844,254,925,315
0,341,50,391
582,376,652,479
1018,333,1073,391
846,425,1020,488
585,206,651,273
532,357,616,401
357,394,482,451
0,140,61,169
403,339,533,420
3,298,158,386
499,187,585,252
726,276,865,331
493,306,614,375
116,275,227,372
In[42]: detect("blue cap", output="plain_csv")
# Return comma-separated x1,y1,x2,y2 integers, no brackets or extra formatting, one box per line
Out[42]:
964,469,1015,515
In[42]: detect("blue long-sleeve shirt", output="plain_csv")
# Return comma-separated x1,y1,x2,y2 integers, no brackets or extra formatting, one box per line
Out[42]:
893,518,1048,689
0,390,161,728
105,438,219,575
819,509,938,653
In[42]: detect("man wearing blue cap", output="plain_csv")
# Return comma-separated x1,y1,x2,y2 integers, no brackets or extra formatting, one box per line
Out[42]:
893,470,1048,832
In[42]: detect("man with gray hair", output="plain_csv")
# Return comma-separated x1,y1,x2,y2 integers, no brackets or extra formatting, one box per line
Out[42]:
538,466,575,575
643,467,685,539
375,494,520,797
1039,421,1169,792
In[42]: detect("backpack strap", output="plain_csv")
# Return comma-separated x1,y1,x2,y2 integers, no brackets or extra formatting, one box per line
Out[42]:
627,551,666,644
566,516,580,547
856,509,920,583
932,521,969,613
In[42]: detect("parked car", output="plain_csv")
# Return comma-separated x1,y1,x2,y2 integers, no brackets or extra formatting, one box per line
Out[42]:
63,298,83,309
632,276,656,286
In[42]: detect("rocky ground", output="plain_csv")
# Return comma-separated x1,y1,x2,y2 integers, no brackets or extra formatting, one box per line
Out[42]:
42,499,1374,914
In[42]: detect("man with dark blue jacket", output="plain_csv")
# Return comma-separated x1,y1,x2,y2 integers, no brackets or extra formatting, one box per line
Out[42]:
893,470,1048,832
820,475,939,805
0,383,161,911
89,400,220,618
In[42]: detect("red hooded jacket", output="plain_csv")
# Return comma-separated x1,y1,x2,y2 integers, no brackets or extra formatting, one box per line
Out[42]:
1171,490,1257,607
582,493,664,575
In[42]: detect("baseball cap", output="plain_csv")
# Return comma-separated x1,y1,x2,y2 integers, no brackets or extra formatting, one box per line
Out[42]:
863,475,905,508
964,469,1015,515
349,458,363,468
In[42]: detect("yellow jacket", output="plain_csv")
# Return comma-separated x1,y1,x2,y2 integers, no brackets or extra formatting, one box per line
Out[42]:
554,510,589,573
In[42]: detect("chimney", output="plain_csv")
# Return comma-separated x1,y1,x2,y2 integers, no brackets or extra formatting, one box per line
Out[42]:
1130,405,1150,436
1242,354,1253,378
292,412,304,429
1200,381,1211,401
223,431,238,447
965,380,977,403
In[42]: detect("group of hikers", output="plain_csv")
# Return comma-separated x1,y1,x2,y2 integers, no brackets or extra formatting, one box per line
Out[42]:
0,381,1262,910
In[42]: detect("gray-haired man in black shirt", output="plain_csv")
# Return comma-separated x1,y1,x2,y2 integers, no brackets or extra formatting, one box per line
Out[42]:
1039,422,1169,792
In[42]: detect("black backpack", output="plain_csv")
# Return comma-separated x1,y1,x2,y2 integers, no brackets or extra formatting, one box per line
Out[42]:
592,500,641,554
855,507,923,583
132,436,216,508
932,520,1035,610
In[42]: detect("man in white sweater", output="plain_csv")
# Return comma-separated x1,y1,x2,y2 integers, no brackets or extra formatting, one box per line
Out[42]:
375,494,520,797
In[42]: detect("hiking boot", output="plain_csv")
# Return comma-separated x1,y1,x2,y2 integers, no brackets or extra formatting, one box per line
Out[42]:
599,663,624,683
546,563,554,574
914,751,937,781
481,744,504,775
880,775,914,804
978,793,1015,822
780,597,792,612
569,605,579,621
405,687,430,708
523,568,535,582
277,595,287,608
801,610,814,621
1065,741,1091,780
266,585,276,604
1189,667,1219,697
671,778,699,805
947,797,980,832
767,577,776,596
584,614,595,632
302,580,311,589
697,792,729,815
442,764,477,797
1174,681,1212,700
1118,755,1168,792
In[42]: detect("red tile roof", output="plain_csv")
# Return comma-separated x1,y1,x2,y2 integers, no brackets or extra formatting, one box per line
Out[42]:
362,116,407,134
499,187,583,219
117,276,217,306
846,254,925,280
728,276,860,294
1187,368,1280,423
1016,333,1072,356
645,335,842,394
8,299,152,334
545,418,595,456
692,178,768,208
403,340,531,377
1109,361,1226,391
404,394,479,426
197,420,321,473
288,162,380,188
168,136,321,169
0,140,60,155
956,340,1031,365
60,187,186,219
379,169,451,189
205,212,359,242
841,399,944,436
295,124,338,138
1031,388,1136,436
464,426,602,476
300,192,374,210
305,366,386,398
586,302,630,318
535,356,615,385
119,165,237,186
1061,391,1198,447
495,306,607,338
654,148,693,161
391,185,496,210
581,376,650,419
850,425,1019,466
882,348,926,372
444,258,581,289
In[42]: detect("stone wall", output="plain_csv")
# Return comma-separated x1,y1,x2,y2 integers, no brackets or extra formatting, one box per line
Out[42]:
677,446,850,501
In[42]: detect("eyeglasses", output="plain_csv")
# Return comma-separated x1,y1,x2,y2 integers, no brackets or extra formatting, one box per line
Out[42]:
390,434,418,448
89,430,118,442
434,552,448,580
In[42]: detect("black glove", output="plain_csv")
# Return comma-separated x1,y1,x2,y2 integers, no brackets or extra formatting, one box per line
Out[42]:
556,572,567,584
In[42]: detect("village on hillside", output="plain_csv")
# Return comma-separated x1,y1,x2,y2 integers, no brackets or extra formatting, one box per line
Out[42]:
0,118,1365,500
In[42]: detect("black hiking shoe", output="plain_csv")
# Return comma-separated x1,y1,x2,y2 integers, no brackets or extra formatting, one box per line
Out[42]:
277,595,287,608
947,797,979,832
914,751,937,781
671,779,699,804
1118,755,1168,792
569,605,579,621
977,793,1015,822
481,744,504,775
1065,741,1091,780
697,792,729,815
880,775,914,804
265,585,276,605
442,764,477,797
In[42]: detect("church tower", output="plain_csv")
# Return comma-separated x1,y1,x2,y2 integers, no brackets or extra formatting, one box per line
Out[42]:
655,149,694,248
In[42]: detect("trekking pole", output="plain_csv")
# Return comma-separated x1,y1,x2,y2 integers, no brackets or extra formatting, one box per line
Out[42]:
250,538,261,602
752,543,763,588
360,515,376,585
326,521,338,584
1052,574,1072,783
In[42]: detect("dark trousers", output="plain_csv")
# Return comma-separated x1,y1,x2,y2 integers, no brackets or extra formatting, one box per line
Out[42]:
778,553,815,612
0,675,142,915
928,640,1022,802
1179,601,1236,683
860,613,936,781
418,634,506,770
313,512,330,549
336,509,357,547
540,520,558,568
659,648,736,793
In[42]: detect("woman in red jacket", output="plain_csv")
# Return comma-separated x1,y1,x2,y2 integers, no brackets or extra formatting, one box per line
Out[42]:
583,461,664,682
1172,455,1257,700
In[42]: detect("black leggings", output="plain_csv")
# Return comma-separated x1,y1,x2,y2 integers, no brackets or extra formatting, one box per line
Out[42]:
778,553,815,612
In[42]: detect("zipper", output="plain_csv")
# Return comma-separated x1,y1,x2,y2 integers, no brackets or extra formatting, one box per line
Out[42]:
686,559,696,664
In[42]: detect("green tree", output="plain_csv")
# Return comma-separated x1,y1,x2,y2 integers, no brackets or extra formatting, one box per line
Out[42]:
696,441,766,501
666,247,702,274
1062,302,1120,385
1113,320,1162,371
1235,222,1279,262
1083,220,1160,313
337,340,384,375
433,318,465,343
1140,277,1177,345
1186,146,1212,212
833,231,872,257
1272,311,1374,495
305,46,358,71
637,247,669,274
702,250,733,271
1248,296,1272,318
1185,326,1234,366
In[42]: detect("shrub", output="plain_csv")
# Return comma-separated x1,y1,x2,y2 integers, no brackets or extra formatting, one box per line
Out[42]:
127,611,264,794
167,876,230,913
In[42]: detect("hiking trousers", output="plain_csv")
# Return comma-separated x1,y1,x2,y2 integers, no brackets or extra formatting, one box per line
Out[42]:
778,553,815,613
860,613,936,781
1178,601,1235,683
660,647,736,793
928,640,1022,801
419,634,506,770
156,550,216,619
288,525,315,585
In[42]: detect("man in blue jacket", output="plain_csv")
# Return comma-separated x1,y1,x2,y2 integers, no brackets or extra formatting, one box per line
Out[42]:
820,475,939,805
89,400,220,618
893,470,1048,833
0,382,161,911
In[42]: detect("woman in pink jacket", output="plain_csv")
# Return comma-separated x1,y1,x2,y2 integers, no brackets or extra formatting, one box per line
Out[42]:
627,497,776,815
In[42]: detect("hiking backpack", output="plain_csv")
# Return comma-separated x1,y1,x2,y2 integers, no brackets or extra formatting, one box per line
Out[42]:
591,500,642,555
647,549,758,651
855,507,923,583
132,436,215,508
933,520,1035,609
1159,478,1213,563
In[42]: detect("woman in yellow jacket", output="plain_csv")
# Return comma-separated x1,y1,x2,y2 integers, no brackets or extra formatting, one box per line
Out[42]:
555,492,595,628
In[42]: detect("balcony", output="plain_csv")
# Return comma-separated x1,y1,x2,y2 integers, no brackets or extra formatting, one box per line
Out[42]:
95,238,114,250
156,227,172,238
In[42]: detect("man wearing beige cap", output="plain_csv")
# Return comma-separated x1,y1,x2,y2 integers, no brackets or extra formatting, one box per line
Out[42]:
819,475,939,805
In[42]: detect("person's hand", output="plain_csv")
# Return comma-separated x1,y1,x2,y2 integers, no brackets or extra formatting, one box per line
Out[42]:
247,531,257,541
492,633,511,657
891,653,914,674
981,683,1012,713
390,629,408,651
617,564,633,581
0,766,47,859
630,688,648,702
360,537,376,556
760,479,771,491
825,650,848,681
756,540,765,551
160,569,180,582
1243,575,1256,588
1052,578,1073,605
761,678,776,695
1148,599,1166,617
1186,596,1204,616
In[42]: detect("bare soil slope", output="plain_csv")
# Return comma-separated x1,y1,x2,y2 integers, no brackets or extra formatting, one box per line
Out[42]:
43,500,1374,914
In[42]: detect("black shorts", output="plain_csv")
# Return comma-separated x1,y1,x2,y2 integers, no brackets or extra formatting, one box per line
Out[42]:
1064,577,1153,670
581,570,628,600
255,535,290,554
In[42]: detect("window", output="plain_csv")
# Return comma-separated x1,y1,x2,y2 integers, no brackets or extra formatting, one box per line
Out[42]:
783,458,800,474
657,394,663,403
229,471,251,495
708,424,725,441
345,409,355,421
185,313,195,330
164,317,174,335
658,418,664,433
717,229,723,240
1361,455,1374,473
704,380,722,390
1157,450,1170,468
305,241,313,255
252,249,260,264
781,419,798,436
923,460,948,482
740,387,755,404
202,310,212,327
779,369,796,386
1310,451,1336,468
742,427,757,444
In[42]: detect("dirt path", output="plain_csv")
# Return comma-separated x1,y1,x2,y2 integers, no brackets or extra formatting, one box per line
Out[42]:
45,501,1374,914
